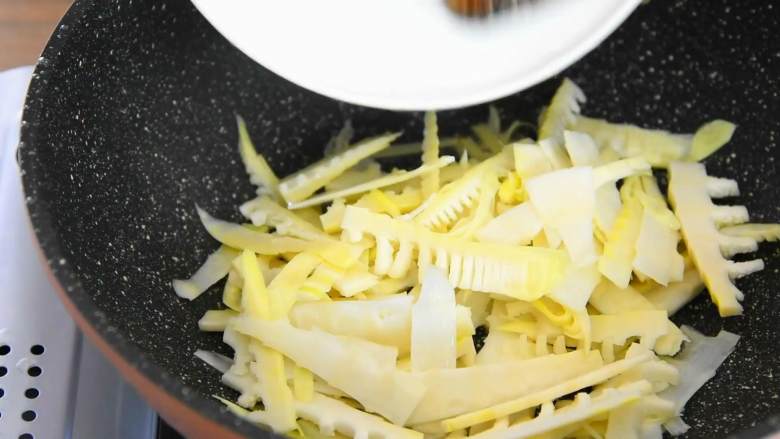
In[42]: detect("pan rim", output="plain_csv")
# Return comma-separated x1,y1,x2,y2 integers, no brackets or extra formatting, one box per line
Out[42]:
16,0,276,438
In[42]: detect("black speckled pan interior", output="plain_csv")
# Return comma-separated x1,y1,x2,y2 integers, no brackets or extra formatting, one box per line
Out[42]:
18,0,780,437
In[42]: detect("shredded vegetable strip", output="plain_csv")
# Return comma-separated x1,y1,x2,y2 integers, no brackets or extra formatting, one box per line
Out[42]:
288,156,455,209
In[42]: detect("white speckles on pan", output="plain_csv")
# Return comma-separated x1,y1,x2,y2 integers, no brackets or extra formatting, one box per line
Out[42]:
16,0,780,438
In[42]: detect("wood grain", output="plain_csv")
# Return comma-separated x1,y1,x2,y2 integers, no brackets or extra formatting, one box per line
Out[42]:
0,0,73,70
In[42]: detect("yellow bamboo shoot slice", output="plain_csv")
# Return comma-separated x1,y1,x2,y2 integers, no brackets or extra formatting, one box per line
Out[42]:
564,130,599,166
590,310,669,347
233,317,424,425
240,196,330,241
173,245,239,300
249,344,297,432
539,78,585,142
444,347,652,432
278,133,400,203
325,161,383,192
239,249,271,319
198,309,238,332
289,294,473,355
293,366,314,402
632,208,685,286
421,111,441,198
669,162,763,316
688,119,736,162
289,156,454,209
236,116,282,201
526,167,597,266
572,116,692,167
605,394,675,439
513,143,553,180
467,381,652,439
643,268,705,316
408,350,604,425
414,157,500,230
598,197,643,288
412,267,458,372
296,393,423,439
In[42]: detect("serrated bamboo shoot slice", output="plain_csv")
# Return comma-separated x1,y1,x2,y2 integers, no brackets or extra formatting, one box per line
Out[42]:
605,394,675,439
289,156,454,209
442,349,653,431
278,133,400,203
669,162,763,316
233,317,425,425
222,392,423,439
467,381,652,439
539,78,586,142
297,393,423,439
408,350,603,425
476,330,536,365
236,116,282,201
447,174,500,239
421,111,441,198
341,206,568,299
591,311,669,347
415,158,498,230
249,344,297,432
589,281,685,355
603,355,679,393
173,245,239,300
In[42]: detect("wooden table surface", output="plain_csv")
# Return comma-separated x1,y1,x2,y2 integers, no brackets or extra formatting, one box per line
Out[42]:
1,0,74,71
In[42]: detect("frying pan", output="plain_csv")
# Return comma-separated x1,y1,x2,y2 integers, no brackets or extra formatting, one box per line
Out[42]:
17,0,780,438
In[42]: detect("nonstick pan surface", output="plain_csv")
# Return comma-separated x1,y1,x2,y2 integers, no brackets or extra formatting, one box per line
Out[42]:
18,0,780,437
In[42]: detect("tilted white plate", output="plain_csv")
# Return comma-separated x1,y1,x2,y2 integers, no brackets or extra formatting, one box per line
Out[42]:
191,0,641,110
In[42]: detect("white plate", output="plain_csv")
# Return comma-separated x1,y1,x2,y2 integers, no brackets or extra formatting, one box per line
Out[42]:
191,0,641,110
